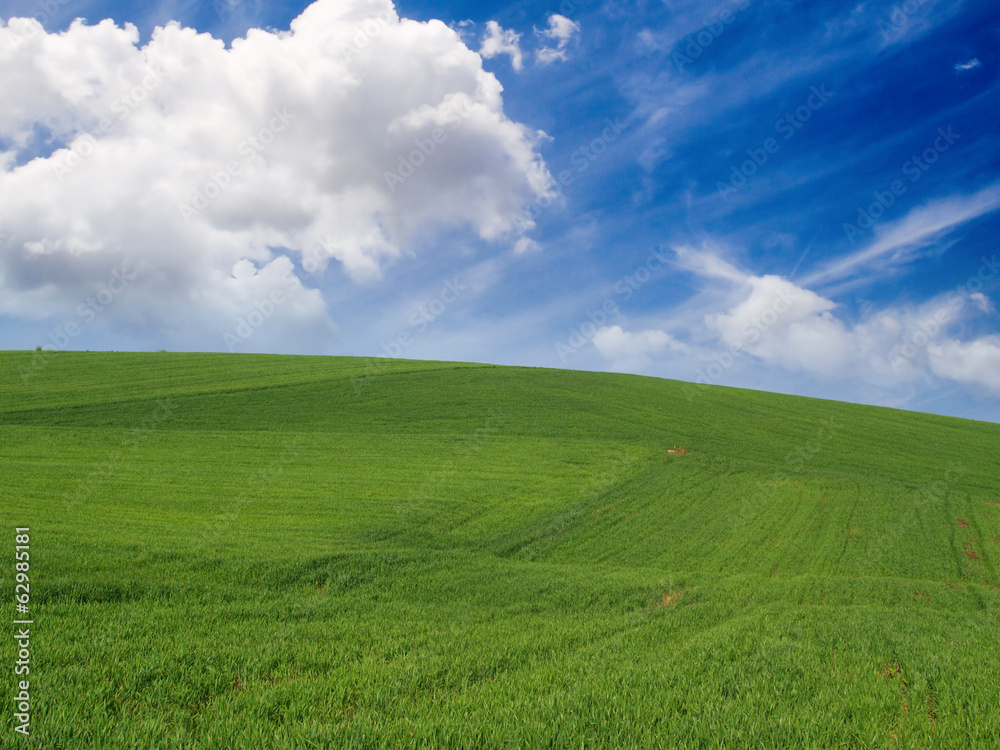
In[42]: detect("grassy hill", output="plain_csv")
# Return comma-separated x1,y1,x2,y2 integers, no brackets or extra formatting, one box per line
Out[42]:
2,351,999,748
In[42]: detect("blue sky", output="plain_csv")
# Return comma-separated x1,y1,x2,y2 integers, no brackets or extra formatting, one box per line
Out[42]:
2,0,999,421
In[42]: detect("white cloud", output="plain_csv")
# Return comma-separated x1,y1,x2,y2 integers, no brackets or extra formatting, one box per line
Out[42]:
479,20,523,71
706,274,859,378
639,245,1000,401
592,324,683,371
928,337,1000,396
971,292,994,314
593,325,676,358
877,0,962,48
672,244,747,283
0,1,554,347
955,58,981,71
513,236,539,254
535,14,580,65
801,184,1000,288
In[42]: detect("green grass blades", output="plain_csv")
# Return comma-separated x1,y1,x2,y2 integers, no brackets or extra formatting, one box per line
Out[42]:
1,350,999,748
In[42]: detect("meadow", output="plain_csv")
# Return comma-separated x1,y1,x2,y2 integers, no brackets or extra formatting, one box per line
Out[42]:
1,350,999,748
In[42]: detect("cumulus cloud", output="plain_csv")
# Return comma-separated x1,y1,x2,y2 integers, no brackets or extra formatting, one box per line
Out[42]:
479,20,523,71
928,337,1000,396
606,245,1000,401
534,14,580,65
0,0,554,348
706,274,859,378
593,325,674,357
592,324,683,371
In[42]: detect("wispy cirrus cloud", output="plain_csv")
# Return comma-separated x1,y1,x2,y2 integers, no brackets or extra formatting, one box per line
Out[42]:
801,184,1000,288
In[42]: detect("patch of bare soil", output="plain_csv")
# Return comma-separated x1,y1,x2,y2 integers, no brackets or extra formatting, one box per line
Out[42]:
657,589,685,606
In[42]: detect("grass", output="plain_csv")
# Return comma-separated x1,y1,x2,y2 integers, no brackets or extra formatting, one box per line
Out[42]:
1,350,999,748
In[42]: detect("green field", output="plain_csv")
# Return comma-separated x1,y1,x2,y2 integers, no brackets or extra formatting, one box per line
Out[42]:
2,351,999,749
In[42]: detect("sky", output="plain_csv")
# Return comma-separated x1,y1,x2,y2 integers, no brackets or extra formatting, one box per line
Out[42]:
2,0,999,422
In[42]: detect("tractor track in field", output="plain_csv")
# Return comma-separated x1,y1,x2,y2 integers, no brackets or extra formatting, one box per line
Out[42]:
944,491,964,583
835,483,862,572
0,363,484,423
941,492,989,611
957,500,997,593
494,452,646,559
769,485,805,578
